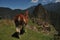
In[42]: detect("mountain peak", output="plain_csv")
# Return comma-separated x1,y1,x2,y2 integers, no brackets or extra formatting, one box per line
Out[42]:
38,3,42,6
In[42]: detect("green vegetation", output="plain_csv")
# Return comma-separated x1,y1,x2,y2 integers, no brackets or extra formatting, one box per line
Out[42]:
0,20,55,40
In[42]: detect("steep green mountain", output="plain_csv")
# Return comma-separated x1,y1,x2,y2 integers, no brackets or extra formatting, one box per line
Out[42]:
32,4,48,20
44,2,60,34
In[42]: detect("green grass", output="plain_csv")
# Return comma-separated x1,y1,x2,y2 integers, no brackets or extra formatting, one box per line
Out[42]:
0,20,54,40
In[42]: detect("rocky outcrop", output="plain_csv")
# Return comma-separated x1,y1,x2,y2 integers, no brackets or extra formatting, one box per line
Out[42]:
31,4,49,26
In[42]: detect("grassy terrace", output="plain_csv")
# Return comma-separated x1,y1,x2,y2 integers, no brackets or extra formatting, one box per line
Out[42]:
0,19,56,40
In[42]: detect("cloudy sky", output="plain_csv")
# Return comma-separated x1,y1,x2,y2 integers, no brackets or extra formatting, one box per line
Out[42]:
0,0,59,10
55,0,60,2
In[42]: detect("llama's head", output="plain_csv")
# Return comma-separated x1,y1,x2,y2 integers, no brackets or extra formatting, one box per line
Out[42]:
25,10,28,16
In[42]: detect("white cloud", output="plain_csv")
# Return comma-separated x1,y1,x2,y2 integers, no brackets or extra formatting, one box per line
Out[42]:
31,0,39,3
42,0,47,2
42,0,52,2
55,0,60,2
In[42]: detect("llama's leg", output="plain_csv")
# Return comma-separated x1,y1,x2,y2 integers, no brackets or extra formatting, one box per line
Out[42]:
25,25,27,32
19,25,22,34
12,27,20,39
12,20,20,38
25,24,28,32
16,27,20,33
20,25,25,35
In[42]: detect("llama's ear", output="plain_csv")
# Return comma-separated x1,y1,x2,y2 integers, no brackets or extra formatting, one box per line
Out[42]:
25,10,28,15
18,16,20,21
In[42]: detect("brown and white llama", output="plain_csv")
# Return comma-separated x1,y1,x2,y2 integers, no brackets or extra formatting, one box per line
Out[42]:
12,10,29,38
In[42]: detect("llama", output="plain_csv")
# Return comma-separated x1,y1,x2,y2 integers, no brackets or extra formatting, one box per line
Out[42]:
12,10,28,38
